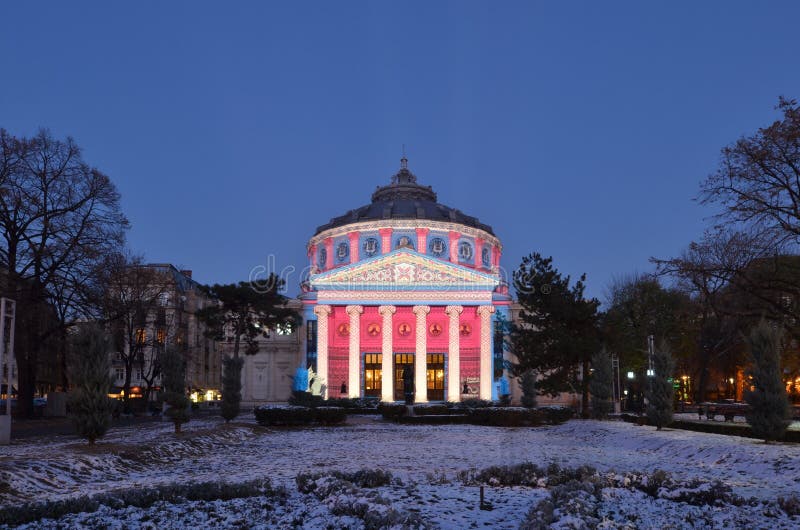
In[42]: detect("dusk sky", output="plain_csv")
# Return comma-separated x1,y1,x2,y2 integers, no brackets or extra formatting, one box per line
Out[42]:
2,1,799,302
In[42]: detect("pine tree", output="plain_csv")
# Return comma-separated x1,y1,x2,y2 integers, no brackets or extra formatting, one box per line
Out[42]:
511,253,601,416
646,340,675,430
221,356,244,422
590,349,613,419
745,321,791,442
68,325,114,444
520,370,537,408
161,347,190,433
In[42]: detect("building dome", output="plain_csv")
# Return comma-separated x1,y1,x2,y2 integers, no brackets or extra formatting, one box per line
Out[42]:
314,158,495,236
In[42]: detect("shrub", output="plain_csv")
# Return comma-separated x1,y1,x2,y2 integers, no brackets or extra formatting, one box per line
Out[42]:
314,406,347,425
451,398,494,410
467,407,544,427
521,370,537,408
539,406,574,425
288,390,324,408
745,321,791,442
378,402,408,421
161,347,190,433
413,404,450,416
296,469,394,495
590,349,613,419
646,340,675,430
221,356,244,422
0,478,286,526
254,405,314,426
778,494,800,516
67,325,114,444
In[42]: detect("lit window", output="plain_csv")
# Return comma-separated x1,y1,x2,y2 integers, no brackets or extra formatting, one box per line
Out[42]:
135,328,146,344
156,328,166,344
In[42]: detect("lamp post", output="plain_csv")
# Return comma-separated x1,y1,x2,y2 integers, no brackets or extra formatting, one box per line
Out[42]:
0,298,16,445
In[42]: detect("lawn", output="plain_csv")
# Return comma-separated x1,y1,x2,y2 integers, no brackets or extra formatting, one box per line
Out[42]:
1,415,799,528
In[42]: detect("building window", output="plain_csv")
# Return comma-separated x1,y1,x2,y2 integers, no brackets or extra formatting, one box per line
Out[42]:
426,353,445,401
275,323,293,335
156,328,166,344
115,368,124,382
482,246,491,267
135,328,147,345
318,247,327,269
364,353,382,397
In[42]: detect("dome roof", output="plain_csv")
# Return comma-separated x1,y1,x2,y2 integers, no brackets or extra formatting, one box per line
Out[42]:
314,158,495,236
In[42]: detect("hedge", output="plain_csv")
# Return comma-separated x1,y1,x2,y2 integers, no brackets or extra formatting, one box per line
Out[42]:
253,405,346,426
620,413,800,442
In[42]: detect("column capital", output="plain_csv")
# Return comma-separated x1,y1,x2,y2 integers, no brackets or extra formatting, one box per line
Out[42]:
412,305,431,316
378,305,397,316
477,305,496,317
445,305,464,316
314,304,333,317
346,305,364,316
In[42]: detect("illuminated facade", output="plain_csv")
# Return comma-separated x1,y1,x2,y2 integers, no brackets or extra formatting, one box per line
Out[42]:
300,158,512,402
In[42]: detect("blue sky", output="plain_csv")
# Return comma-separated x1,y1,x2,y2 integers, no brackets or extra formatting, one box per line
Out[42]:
1,1,798,302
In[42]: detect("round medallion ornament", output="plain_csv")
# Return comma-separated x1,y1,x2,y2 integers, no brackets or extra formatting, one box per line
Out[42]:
482,246,491,267
458,241,473,261
397,322,412,336
429,237,446,257
337,323,350,337
337,242,349,262
428,323,443,337
363,237,379,257
367,322,381,336
459,323,472,336
395,235,414,250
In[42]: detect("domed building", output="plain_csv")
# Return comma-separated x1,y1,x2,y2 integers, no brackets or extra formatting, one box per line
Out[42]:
300,158,512,402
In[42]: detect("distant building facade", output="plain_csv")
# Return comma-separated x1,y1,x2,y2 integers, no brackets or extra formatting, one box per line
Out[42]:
109,264,221,405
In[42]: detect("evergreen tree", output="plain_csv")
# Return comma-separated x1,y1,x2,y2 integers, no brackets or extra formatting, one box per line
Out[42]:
745,321,791,442
197,279,298,359
511,253,601,416
161,347,190,433
646,340,675,430
590,349,613,419
67,324,114,444
221,356,244,422
520,370,537,408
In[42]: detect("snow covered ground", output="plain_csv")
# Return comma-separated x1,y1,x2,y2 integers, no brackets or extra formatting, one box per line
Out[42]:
1,416,799,528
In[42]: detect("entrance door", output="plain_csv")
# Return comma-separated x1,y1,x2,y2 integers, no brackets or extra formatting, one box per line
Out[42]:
364,353,382,398
426,353,445,401
394,353,414,401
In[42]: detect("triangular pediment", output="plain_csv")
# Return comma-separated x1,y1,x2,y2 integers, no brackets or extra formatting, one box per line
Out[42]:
310,249,499,291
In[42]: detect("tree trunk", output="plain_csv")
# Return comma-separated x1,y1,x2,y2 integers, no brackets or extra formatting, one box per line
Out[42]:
581,359,590,419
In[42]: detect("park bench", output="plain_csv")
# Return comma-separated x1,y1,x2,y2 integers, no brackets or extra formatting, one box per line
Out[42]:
699,403,750,422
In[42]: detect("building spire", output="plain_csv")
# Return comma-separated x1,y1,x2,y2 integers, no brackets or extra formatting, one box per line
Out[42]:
400,144,408,170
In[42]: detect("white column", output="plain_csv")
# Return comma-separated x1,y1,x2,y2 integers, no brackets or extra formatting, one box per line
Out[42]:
378,305,396,402
313,305,332,399
346,305,363,399
445,305,463,402
477,305,496,400
412,305,430,403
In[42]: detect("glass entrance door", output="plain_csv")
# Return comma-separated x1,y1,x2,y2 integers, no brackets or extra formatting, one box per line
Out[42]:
394,353,414,401
426,353,445,401
364,354,381,398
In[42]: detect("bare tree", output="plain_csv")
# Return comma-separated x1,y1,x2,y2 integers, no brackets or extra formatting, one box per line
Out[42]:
103,255,172,413
0,129,127,417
